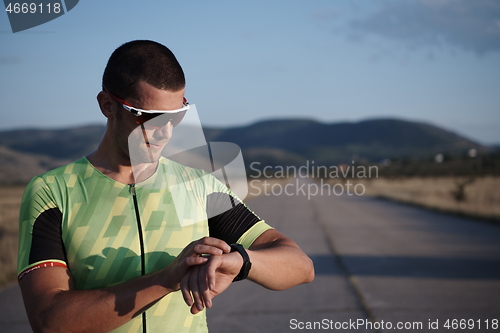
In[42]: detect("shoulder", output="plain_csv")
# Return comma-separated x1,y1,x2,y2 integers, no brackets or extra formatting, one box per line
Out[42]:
31,157,89,183
23,158,89,201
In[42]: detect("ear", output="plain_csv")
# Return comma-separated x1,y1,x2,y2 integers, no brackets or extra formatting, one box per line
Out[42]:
97,91,117,119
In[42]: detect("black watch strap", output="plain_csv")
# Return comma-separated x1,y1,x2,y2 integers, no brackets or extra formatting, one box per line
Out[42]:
230,243,252,281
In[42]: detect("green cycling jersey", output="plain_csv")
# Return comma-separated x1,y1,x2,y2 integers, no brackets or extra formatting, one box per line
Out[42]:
18,156,272,333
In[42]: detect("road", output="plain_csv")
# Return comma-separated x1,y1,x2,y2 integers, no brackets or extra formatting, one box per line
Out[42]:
2,179,500,332
208,180,500,332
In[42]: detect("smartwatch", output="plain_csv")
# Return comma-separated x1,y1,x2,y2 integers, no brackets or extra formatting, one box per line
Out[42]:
230,243,252,281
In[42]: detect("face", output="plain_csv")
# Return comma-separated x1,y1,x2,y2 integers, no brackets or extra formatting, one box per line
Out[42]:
113,81,186,165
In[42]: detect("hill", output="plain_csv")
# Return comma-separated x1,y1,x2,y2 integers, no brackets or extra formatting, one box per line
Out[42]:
204,118,486,165
0,146,70,185
0,125,104,160
0,118,489,184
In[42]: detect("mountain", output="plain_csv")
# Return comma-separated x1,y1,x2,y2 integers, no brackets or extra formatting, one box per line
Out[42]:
0,125,104,160
0,146,70,185
0,118,488,185
204,118,486,165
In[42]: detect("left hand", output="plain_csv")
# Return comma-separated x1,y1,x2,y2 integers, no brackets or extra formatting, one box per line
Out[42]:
180,251,244,314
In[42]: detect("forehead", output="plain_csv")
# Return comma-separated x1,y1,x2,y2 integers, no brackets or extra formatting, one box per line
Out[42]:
129,81,185,110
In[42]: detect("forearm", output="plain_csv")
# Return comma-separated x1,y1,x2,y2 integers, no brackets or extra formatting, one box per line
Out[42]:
21,237,229,333
247,236,314,290
179,231,314,314
26,269,171,333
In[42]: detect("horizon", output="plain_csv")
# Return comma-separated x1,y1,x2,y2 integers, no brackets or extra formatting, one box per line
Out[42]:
2,0,499,145
0,115,496,147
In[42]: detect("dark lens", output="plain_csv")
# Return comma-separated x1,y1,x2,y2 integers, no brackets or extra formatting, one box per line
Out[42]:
134,113,158,125
142,111,186,128
170,110,187,127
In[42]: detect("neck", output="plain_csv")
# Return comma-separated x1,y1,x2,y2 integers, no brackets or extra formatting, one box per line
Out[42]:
87,128,158,184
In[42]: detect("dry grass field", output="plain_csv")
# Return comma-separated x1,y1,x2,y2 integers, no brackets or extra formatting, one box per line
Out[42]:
250,176,500,221
356,176,500,221
0,186,24,287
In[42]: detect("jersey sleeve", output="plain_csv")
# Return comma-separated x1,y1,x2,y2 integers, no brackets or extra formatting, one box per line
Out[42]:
206,176,273,249
17,176,68,280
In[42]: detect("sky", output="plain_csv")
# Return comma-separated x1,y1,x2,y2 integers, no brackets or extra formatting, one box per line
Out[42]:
1,0,499,145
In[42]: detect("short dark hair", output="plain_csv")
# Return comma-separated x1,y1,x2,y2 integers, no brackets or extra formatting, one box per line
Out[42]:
102,40,185,100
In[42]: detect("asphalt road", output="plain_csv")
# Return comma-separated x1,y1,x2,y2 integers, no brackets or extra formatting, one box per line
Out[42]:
2,179,500,332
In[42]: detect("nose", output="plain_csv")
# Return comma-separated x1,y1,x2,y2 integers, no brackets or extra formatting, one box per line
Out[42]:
152,121,173,140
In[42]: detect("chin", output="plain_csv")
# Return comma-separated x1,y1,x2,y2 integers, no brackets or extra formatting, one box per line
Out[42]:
129,149,162,164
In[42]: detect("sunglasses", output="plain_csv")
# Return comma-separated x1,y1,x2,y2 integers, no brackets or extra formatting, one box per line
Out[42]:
103,86,189,127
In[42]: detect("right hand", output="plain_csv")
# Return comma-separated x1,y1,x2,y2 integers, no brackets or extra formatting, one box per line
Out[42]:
161,237,231,292
180,251,244,314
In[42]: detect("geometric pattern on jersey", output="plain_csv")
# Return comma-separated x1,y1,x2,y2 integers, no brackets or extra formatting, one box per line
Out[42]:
18,157,272,333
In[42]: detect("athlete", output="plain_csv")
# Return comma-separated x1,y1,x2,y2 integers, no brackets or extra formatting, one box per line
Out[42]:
17,40,314,333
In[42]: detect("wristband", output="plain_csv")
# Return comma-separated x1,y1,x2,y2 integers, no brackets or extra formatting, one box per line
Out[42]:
230,243,252,281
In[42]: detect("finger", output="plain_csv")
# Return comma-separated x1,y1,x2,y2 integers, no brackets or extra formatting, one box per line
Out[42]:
180,270,193,307
189,266,204,312
184,256,208,267
192,244,225,257
207,258,217,292
196,265,212,309
201,255,220,292
196,237,231,253
196,263,212,309
191,302,201,315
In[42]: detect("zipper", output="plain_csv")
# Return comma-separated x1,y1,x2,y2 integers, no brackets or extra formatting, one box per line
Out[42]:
130,183,147,333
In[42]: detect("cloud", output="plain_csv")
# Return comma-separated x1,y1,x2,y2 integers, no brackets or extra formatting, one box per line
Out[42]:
349,0,500,55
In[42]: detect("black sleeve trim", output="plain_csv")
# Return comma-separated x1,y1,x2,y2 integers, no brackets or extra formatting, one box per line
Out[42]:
29,207,67,265
207,192,260,244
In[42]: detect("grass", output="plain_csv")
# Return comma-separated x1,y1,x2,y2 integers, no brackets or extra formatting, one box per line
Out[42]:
355,176,500,221
0,186,24,287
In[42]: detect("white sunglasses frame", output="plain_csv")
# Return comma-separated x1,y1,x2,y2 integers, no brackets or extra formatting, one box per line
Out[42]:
122,102,190,117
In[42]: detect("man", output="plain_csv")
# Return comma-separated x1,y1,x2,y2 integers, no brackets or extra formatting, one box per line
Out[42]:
17,40,314,333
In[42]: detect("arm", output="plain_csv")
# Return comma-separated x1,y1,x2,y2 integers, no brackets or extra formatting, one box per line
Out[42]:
19,237,230,333
247,228,315,289
181,229,314,314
